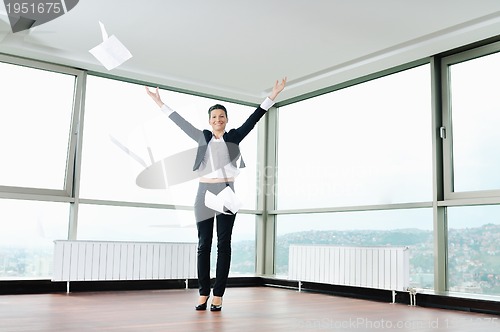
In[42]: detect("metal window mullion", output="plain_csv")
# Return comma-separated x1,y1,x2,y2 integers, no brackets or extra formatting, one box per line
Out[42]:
440,57,454,200
431,56,448,292
64,69,85,197
67,72,87,240
255,105,278,276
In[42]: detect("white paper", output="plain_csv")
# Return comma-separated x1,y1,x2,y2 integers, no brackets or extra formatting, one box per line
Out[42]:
205,191,226,214
89,21,132,70
204,186,243,215
0,21,8,43
98,21,108,40
0,9,9,41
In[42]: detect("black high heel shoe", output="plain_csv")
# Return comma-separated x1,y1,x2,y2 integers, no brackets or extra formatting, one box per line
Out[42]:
195,296,209,311
210,298,222,312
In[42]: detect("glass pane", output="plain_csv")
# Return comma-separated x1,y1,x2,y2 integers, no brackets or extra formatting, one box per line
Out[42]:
77,204,197,242
0,62,75,189
229,214,256,276
276,209,434,289
277,65,432,209
81,76,258,209
449,51,500,192
448,205,500,295
77,204,256,275
0,199,69,280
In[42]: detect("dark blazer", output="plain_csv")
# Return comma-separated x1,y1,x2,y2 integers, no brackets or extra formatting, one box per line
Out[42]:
168,106,267,171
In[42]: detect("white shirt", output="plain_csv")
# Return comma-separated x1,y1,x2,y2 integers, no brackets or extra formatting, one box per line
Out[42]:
199,135,238,178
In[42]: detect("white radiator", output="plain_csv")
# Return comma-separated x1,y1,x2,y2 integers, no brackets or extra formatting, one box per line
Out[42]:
289,245,409,292
52,240,197,284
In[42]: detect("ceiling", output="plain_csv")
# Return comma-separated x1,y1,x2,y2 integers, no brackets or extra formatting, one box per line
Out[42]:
1,0,500,105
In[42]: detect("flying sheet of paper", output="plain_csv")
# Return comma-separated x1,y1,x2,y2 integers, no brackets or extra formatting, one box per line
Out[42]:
89,21,132,70
0,10,8,42
204,186,243,215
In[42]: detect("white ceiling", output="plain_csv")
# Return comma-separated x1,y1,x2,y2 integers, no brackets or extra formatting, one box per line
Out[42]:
1,0,500,104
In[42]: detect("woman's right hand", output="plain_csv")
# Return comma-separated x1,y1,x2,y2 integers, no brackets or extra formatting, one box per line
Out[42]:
145,86,164,108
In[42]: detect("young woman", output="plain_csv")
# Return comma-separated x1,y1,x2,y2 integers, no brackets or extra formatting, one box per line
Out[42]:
146,78,286,311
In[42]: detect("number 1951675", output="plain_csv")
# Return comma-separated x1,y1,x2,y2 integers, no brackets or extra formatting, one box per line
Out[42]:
6,2,62,15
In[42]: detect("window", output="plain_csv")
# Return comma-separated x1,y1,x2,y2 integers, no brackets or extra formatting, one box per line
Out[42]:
0,61,75,190
228,214,256,276
442,44,500,296
276,208,434,289
448,205,500,295
277,65,432,209
77,204,256,275
445,49,500,193
80,76,259,209
0,199,69,280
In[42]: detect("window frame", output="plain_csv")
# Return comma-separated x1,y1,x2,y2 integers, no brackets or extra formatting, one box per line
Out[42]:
441,40,500,200
0,54,85,202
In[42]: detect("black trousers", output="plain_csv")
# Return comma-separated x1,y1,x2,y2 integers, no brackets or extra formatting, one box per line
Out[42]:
194,182,236,297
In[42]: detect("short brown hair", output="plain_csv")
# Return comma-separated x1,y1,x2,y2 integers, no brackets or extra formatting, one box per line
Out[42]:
208,104,227,117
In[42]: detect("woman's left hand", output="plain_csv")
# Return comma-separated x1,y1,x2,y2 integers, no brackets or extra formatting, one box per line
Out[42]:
269,77,287,100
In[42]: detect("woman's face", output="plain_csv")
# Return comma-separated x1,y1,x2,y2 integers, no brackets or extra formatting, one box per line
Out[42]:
209,109,228,132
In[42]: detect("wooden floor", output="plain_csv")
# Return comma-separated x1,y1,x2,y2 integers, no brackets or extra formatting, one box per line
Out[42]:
0,287,499,331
